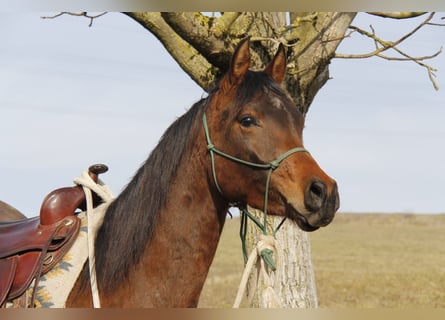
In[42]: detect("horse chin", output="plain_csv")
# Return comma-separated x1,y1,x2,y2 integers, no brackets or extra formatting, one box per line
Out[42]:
295,217,320,232
285,204,320,232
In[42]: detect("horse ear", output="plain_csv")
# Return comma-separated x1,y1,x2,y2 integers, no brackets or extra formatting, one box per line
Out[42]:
222,37,250,90
264,43,287,84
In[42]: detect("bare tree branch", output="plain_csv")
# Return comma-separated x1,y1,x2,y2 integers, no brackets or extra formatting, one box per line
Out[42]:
367,12,427,19
124,12,216,91
41,11,443,94
377,49,442,62
41,12,107,27
335,12,442,90
160,12,235,69
282,12,319,46
209,12,241,37
427,14,445,27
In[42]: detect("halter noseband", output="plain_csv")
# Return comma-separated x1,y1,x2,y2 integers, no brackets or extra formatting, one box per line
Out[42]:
202,111,309,267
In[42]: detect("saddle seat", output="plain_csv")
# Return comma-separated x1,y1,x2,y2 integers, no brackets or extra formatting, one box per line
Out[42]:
0,164,108,307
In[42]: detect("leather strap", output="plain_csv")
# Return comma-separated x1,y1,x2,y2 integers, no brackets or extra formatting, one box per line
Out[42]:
0,256,18,307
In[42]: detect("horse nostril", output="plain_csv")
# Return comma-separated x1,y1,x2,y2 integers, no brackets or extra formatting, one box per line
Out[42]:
305,180,327,213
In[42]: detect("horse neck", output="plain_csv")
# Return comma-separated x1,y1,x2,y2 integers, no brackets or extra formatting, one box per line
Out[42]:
104,134,227,307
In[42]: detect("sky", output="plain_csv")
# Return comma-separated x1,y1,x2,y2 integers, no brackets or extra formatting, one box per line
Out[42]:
0,12,444,217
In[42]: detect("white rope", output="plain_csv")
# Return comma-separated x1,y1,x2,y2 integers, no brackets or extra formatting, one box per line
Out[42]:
233,234,283,308
74,171,114,308
73,171,114,204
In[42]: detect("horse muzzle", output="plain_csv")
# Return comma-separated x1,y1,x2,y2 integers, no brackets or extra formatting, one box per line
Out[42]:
287,179,340,232
305,179,339,228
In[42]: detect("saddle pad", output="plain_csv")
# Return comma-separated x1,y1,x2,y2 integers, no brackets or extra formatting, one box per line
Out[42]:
33,202,110,308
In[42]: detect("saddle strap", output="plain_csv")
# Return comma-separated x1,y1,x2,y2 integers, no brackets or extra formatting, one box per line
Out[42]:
41,217,81,273
8,252,42,304
0,256,18,307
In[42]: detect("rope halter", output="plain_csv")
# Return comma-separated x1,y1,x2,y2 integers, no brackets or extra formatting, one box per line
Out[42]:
202,111,309,267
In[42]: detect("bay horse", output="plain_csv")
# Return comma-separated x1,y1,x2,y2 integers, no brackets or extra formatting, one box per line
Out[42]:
64,38,338,307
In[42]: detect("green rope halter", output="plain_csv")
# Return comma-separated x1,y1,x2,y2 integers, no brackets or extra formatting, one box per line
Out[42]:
202,111,309,270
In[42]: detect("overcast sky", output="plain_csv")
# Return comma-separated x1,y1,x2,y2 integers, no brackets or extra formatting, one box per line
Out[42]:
1,12,444,217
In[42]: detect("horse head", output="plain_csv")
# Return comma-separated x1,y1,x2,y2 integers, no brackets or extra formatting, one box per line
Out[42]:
203,38,340,231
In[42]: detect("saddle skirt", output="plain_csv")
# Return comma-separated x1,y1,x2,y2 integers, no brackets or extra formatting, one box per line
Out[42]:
0,215,80,306
2,203,109,308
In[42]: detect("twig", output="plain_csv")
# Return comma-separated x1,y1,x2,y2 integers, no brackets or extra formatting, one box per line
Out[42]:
250,36,281,46
367,12,427,19
321,30,354,44
282,12,318,32
335,12,442,90
377,48,442,62
41,12,107,27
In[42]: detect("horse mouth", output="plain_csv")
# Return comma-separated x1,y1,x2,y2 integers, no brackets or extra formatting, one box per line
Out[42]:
285,205,320,232
294,215,320,232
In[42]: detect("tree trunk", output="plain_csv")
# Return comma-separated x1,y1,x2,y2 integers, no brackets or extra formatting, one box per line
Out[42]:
244,208,318,307
124,11,356,308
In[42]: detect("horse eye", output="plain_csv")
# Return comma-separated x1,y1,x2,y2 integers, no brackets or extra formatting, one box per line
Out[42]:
240,116,257,127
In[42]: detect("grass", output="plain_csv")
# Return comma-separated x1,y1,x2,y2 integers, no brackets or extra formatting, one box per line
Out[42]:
198,213,445,308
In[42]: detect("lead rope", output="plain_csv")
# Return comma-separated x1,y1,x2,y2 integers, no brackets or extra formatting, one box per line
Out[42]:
233,233,283,308
74,171,114,308
233,205,287,308
202,111,309,307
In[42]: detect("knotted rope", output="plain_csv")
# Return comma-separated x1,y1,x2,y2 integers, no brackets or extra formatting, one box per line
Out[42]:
73,170,114,308
233,234,283,308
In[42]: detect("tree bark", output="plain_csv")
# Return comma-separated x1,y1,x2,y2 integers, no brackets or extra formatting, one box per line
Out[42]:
245,207,319,307
285,12,357,113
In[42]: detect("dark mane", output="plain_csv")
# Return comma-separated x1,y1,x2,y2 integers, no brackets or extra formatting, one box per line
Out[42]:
94,99,205,292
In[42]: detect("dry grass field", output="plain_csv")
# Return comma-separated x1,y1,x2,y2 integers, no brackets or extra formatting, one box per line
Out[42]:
198,213,445,308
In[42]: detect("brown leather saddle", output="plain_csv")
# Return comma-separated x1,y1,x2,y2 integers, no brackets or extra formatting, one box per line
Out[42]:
0,164,108,307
